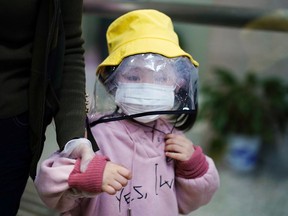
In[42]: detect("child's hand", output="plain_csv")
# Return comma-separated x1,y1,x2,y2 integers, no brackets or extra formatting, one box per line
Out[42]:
102,162,132,195
164,134,195,162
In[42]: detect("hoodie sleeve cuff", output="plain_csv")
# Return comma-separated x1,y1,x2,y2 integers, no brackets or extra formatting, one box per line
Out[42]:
68,155,109,193
175,146,209,179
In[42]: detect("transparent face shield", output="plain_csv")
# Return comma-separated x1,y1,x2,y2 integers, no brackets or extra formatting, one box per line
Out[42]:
89,53,199,125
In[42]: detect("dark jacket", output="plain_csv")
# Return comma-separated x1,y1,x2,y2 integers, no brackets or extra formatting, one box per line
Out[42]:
29,0,86,179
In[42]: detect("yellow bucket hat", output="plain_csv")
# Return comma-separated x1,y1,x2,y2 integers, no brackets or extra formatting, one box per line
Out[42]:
96,9,199,75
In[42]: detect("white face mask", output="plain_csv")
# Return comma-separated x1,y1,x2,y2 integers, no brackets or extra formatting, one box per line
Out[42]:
115,83,175,123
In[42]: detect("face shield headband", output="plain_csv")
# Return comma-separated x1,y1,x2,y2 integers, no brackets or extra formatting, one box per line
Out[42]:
89,53,198,126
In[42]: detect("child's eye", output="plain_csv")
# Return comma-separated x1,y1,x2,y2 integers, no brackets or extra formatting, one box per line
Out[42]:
155,76,167,83
154,72,168,83
122,68,142,82
126,75,140,81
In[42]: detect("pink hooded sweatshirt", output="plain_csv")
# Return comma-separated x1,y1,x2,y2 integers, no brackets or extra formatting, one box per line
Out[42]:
35,118,220,216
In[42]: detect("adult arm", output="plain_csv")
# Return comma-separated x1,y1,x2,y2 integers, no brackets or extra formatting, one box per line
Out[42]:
55,0,86,148
55,0,96,170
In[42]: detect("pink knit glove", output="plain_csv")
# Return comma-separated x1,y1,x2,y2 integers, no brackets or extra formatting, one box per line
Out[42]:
175,146,209,179
68,155,109,193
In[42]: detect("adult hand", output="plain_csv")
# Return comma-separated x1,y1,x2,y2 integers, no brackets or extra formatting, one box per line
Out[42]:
164,133,195,162
102,162,132,195
62,138,95,172
70,143,95,172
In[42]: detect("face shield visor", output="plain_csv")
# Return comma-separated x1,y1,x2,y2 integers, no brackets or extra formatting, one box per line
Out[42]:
89,53,198,126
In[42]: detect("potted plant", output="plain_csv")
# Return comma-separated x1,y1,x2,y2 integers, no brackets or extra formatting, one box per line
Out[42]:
259,76,288,174
261,76,288,139
199,67,288,172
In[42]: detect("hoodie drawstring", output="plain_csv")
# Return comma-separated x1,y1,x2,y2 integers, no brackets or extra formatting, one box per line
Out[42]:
126,126,138,216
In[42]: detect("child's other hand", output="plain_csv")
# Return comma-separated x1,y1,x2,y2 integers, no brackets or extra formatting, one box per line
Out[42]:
102,162,132,195
164,134,194,162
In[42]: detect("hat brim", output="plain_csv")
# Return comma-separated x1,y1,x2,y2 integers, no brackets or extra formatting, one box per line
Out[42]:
96,38,199,75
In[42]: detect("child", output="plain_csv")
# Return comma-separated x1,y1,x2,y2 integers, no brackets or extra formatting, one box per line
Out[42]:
35,9,220,216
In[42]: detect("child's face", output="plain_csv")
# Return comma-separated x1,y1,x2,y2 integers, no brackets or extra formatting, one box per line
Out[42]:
116,55,177,87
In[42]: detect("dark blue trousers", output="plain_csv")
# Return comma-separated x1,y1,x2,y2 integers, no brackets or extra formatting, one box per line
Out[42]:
0,112,32,216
